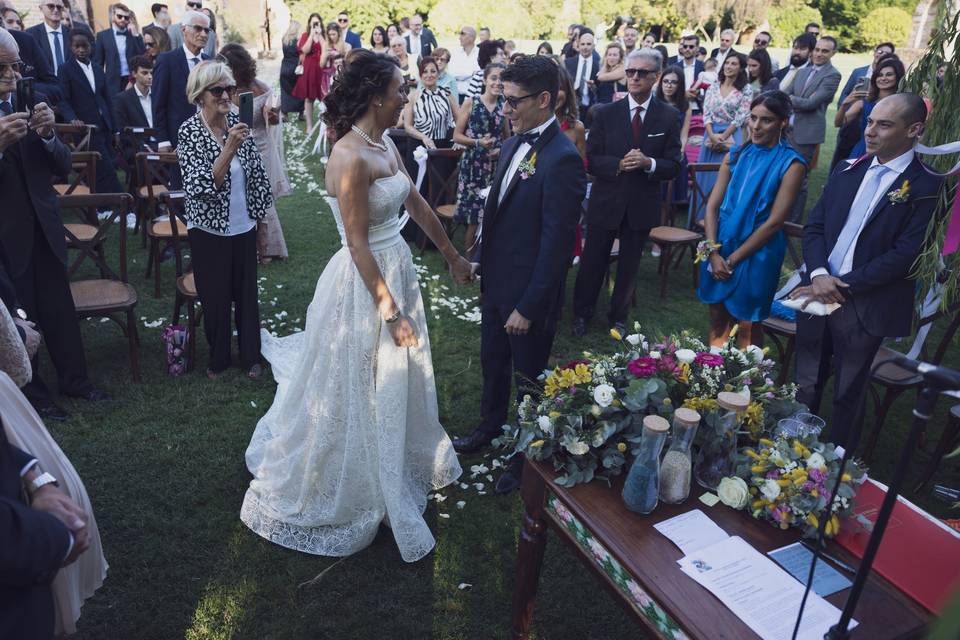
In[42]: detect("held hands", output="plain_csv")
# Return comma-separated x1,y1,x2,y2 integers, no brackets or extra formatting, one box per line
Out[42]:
448,254,474,284
788,274,849,309
618,149,651,173
225,122,250,152
505,309,531,335
30,485,90,566
387,314,419,348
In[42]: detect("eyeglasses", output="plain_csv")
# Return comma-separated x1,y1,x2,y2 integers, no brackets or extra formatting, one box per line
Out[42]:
625,68,656,78
144,39,156,48
754,39,769,46
187,1,202,7
191,25,211,34
0,60,25,74
337,18,348,23
206,84,236,98
43,3,65,11
115,13,130,20
503,91,542,109
679,44,696,50
661,78,679,85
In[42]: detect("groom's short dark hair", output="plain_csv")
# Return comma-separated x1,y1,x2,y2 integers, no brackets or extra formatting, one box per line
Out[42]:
501,55,559,110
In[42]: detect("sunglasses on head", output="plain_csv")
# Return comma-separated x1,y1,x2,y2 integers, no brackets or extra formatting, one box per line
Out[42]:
206,84,236,97
625,68,655,78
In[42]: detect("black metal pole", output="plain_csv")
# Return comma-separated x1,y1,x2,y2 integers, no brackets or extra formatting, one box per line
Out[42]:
824,384,940,639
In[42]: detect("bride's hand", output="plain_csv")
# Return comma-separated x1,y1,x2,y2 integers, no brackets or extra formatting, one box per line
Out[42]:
448,255,474,285
388,315,419,348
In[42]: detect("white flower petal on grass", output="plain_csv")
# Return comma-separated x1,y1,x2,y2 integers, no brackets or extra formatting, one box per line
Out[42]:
456,501,466,509
485,474,493,482
458,583,472,590
250,401,257,408
473,483,484,491
459,483,469,490
438,513,450,519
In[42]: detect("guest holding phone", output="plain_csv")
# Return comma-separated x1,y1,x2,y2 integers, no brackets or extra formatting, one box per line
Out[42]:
836,55,904,159
292,13,325,133
176,60,273,379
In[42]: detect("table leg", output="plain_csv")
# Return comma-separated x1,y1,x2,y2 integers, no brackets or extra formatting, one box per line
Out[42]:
510,459,548,640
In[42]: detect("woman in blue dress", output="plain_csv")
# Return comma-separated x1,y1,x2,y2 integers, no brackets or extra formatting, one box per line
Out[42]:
697,91,806,348
690,53,753,223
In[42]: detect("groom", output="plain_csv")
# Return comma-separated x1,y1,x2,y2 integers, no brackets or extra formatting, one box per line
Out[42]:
452,55,587,493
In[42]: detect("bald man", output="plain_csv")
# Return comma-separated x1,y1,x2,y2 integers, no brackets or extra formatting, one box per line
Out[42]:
449,25,478,99
789,93,943,449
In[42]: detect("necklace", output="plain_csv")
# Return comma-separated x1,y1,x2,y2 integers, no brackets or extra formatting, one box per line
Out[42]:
351,125,388,152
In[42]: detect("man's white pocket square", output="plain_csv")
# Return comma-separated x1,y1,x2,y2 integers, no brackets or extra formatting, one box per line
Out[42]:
647,132,665,137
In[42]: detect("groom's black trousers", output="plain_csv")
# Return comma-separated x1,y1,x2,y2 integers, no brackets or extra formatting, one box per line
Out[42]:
478,291,562,438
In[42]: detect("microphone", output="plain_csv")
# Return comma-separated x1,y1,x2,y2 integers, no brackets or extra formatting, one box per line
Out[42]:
888,353,960,390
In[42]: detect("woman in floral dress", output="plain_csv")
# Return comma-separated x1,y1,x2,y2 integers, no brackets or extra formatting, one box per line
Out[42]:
452,63,509,256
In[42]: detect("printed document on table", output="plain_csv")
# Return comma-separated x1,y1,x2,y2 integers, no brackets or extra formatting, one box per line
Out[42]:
653,509,729,555
677,536,856,640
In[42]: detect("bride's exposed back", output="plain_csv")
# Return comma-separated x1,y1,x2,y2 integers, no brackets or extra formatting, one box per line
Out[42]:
241,50,473,562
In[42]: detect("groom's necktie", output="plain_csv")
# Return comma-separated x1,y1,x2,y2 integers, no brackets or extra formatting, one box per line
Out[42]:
827,164,891,275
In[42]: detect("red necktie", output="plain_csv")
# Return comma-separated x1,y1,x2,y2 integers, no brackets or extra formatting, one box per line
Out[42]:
632,106,643,147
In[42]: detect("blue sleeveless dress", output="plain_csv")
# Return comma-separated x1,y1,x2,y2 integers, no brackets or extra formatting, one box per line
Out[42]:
697,141,806,321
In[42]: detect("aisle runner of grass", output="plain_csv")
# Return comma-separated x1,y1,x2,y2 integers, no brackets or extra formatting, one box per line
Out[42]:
48,116,956,639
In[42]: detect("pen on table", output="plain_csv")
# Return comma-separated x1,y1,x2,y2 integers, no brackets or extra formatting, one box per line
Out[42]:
800,541,858,575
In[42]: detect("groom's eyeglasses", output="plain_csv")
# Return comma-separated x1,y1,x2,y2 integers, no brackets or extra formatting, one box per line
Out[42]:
503,91,542,109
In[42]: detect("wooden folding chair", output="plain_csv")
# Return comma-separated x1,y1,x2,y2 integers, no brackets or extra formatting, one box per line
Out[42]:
134,151,177,245
60,193,111,279
646,164,705,299
686,161,722,230
166,191,201,371
419,147,463,253
762,222,805,384
54,150,99,197
145,188,190,298
53,123,94,151
119,126,159,193
861,302,960,463
62,193,141,382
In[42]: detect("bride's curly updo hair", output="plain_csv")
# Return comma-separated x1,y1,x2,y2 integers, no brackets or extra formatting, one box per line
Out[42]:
323,49,401,140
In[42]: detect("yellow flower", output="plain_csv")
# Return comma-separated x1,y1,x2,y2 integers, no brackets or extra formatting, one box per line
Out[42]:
810,488,819,497
530,440,545,448
573,363,592,384
617,442,627,453
750,465,767,474
806,514,819,529
758,438,775,447
841,473,851,482
548,411,561,419
746,449,761,460
663,398,672,406
677,362,691,384
610,327,622,341
729,324,739,338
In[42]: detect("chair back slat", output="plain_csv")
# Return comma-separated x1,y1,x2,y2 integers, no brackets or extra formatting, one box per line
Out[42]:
783,222,804,269
425,148,463,210
53,123,95,151
59,193,134,282
687,162,722,229
135,152,178,199
160,191,189,277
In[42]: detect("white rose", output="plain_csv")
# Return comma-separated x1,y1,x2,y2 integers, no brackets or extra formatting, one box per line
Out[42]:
717,477,750,509
806,452,826,470
537,415,553,435
625,333,641,346
746,344,764,363
593,384,616,408
561,435,590,456
761,479,781,501
676,349,696,364
650,351,661,359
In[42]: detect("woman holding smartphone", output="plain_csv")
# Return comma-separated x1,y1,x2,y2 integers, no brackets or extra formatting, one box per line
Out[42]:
836,55,904,159
292,13,326,133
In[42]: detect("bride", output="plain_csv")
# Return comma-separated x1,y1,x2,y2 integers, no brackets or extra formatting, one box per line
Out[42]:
241,50,473,563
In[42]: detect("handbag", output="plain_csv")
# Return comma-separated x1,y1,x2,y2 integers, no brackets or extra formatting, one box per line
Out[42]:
295,53,305,75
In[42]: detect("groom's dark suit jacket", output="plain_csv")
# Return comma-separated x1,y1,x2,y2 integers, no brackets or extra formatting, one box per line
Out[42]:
801,154,942,338
479,121,586,321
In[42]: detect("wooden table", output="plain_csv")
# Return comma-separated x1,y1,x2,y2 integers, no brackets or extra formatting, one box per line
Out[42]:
510,459,931,640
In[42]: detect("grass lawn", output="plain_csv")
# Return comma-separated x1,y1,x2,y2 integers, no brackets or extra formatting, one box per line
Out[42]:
47,87,957,639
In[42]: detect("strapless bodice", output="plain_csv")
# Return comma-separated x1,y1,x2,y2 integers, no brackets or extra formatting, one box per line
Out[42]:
328,172,409,251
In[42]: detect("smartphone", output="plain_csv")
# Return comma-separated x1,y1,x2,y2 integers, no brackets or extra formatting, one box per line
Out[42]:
854,76,868,92
239,91,254,127
15,77,35,114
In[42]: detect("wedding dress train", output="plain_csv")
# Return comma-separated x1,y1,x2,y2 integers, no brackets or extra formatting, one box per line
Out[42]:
241,171,462,562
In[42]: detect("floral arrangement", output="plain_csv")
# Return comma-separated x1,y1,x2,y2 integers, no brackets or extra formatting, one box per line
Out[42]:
495,323,805,486
162,325,189,377
718,434,868,538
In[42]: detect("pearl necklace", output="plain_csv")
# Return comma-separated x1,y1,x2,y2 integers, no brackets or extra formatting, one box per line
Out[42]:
351,124,388,152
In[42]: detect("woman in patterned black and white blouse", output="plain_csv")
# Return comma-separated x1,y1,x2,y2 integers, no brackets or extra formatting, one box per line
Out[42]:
403,56,459,150
177,60,274,380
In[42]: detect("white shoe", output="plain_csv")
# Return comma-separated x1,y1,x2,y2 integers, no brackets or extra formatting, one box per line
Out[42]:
126,213,137,230
96,209,112,221
650,244,661,258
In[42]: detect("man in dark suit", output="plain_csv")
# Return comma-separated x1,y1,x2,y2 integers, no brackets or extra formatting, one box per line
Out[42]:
144,2,170,30
1,417,90,640
336,11,361,50
670,34,704,112
152,9,209,150
5,27,61,105
93,2,145,98
404,13,437,58
58,28,123,194
572,49,681,337
709,29,737,66
789,94,941,449
114,54,153,182
0,29,108,420
830,42,896,170
564,28,600,121
25,0,70,75
452,56,586,493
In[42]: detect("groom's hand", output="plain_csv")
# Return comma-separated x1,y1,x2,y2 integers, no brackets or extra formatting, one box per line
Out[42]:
504,309,531,335
448,255,474,284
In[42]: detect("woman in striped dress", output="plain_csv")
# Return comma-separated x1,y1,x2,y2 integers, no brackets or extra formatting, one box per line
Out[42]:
403,56,459,150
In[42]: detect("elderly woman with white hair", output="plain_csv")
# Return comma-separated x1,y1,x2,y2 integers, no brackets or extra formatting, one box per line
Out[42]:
389,34,418,83
176,60,273,380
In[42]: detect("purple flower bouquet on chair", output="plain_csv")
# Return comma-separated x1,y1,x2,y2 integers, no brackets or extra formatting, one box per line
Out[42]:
163,325,190,376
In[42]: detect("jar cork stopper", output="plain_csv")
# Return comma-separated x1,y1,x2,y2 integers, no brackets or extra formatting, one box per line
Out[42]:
717,391,750,412
643,415,670,433
674,408,701,426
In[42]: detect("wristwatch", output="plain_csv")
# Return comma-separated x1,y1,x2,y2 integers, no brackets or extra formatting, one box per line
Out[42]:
29,471,59,495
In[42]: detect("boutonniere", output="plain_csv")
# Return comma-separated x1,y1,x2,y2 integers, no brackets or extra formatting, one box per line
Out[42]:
518,152,537,180
887,179,910,204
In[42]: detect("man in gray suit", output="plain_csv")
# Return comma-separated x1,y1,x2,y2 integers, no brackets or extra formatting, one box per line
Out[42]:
167,0,202,49
787,36,840,222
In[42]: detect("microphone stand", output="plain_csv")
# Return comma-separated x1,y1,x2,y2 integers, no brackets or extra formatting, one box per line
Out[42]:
824,383,941,639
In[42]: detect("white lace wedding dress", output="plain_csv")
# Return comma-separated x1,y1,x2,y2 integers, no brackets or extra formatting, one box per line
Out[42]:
240,171,462,563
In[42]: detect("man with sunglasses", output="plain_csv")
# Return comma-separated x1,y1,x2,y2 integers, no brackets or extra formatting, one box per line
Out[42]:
336,11,361,50
152,9,209,158
572,48,681,339
25,0,71,74
93,2,145,97
1,0,60,104
752,30,778,71
452,56,586,495
669,34,703,111
166,0,203,50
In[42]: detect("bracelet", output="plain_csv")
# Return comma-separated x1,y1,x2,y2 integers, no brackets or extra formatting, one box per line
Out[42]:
694,240,722,264
384,310,401,323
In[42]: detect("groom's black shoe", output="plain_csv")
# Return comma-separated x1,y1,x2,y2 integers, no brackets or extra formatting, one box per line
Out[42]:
452,429,495,454
494,456,524,495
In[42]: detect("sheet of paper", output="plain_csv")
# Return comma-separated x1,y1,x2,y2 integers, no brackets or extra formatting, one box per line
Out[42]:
653,509,729,555
767,543,852,598
678,536,856,640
